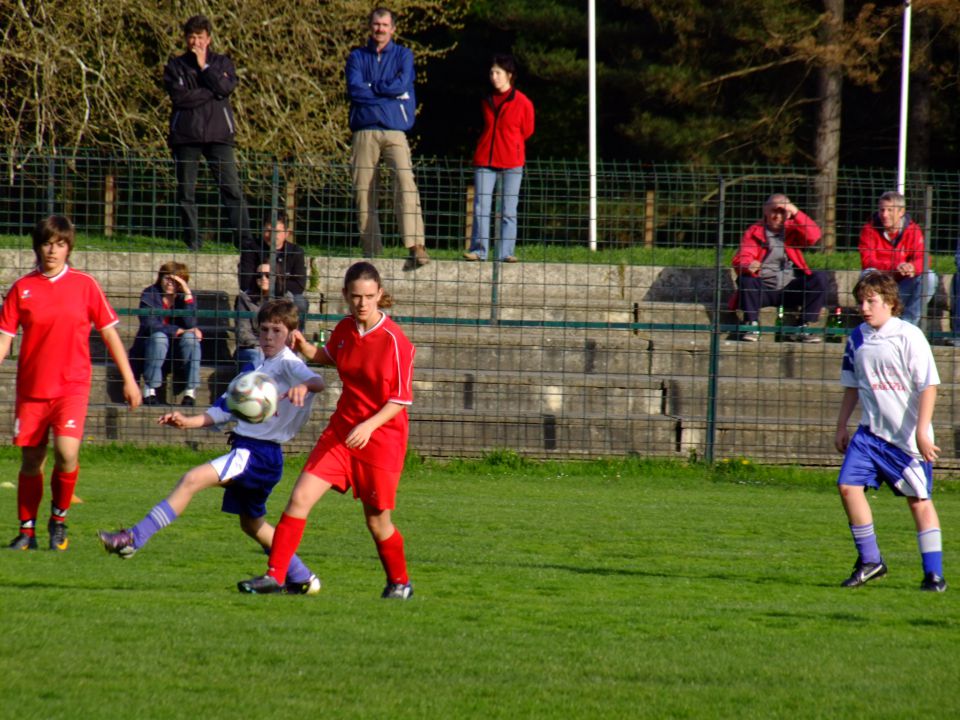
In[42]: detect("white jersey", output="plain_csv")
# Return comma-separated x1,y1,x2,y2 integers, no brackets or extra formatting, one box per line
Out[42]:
206,346,323,443
840,316,939,458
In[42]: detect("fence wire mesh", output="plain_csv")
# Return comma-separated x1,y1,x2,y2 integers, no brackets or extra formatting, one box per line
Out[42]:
1,149,959,467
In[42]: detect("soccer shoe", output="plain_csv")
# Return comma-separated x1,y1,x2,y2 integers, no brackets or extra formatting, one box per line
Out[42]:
237,574,284,594
920,572,948,592
840,558,888,587
97,528,138,558
48,519,69,551
6,533,37,550
381,582,414,600
284,574,322,596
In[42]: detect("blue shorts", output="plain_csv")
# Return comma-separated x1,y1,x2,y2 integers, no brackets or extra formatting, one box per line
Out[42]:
208,434,284,518
837,427,933,499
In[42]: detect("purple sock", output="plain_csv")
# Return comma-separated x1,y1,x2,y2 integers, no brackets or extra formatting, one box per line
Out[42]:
261,544,311,584
131,500,177,549
850,523,882,564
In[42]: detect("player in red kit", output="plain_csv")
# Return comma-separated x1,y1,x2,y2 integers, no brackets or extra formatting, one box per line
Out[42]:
238,261,415,598
0,216,141,551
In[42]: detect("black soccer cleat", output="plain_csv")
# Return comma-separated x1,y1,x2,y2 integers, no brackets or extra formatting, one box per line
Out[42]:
97,528,137,558
237,574,284,594
841,558,888,588
6,532,38,551
920,572,948,593
284,574,322,596
48,520,69,551
381,582,414,600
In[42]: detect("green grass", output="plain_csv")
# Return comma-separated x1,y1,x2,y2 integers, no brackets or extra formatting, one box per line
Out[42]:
1,446,958,718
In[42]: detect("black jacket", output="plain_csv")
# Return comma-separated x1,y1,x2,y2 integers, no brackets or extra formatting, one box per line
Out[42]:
238,242,307,297
164,50,238,147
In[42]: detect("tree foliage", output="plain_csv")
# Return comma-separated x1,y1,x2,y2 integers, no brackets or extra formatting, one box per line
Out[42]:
0,0,465,158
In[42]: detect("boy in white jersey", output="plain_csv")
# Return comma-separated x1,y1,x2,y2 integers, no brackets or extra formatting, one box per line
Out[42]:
97,300,327,594
835,272,946,592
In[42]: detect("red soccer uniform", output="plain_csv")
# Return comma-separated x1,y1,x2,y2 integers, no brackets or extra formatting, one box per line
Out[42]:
323,312,415,472
0,266,119,400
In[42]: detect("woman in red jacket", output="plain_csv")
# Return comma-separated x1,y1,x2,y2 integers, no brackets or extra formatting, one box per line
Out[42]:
463,54,535,263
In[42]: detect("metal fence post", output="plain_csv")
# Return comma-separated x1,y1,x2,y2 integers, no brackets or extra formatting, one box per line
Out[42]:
705,176,725,464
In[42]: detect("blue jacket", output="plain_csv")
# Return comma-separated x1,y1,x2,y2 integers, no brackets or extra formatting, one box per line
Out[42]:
345,39,416,132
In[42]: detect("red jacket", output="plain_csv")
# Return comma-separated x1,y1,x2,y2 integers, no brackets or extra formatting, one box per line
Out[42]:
731,210,821,277
472,88,535,169
858,214,927,282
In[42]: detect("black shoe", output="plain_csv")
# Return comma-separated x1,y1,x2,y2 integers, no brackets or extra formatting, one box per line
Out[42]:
181,395,195,407
237,574,284,594
284,574,322,595
144,394,159,406
381,582,414,599
841,558,888,587
97,528,137,558
48,519,69,551
920,572,948,592
6,532,37,550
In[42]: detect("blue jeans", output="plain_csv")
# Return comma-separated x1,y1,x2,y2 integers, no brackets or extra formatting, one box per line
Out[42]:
144,331,201,391
236,346,264,370
469,167,523,261
864,268,937,326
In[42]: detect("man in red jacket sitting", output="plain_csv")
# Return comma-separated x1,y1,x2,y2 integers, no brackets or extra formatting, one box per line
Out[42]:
858,190,937,328
732,193,827,342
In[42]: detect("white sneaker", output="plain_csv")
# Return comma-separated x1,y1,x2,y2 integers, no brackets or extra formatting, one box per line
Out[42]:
740,321,759,342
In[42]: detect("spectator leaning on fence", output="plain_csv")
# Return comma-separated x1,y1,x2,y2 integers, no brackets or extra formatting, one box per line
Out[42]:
164,14,254,252
346,7,429,271
132,262,202,407
731,193,827,342
463,53,535,264
858,190,937,329
238,211,309,330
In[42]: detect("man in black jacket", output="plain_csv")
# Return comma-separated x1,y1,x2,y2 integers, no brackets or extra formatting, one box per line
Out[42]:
239,211,309,329
164,15,253,252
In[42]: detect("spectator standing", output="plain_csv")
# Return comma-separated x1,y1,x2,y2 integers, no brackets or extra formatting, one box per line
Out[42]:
732,193,827,342
463,54,535,264
858,190,937,328
1,216,141,552
132,262,202,407
238,212,309,328
346,7,429,271
164,14,253,252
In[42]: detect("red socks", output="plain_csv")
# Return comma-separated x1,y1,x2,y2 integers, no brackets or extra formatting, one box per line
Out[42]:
267,513,307,585
50,467,79,522
376,528,409,585
16,472,44,536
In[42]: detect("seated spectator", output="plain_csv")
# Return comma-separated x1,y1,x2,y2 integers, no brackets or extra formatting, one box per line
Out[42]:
132,261,202,406
234,262,271,367
859,190,937,328
731,193,827,342
238,211,308,329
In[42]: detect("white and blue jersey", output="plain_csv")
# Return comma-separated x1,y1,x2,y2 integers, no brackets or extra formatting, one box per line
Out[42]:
840,316,939,459
205,346,323,517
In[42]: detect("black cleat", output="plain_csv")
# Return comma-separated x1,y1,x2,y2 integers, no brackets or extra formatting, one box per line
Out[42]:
920,572,948,592
97,528,137,558
48,520,69,551
6,533,37,550
237,574,284,594
284,574,322,595
841,558,888,588
381,582,414,600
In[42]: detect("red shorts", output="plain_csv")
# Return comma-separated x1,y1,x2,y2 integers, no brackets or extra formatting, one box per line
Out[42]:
303,428,401,510
14,395,88,447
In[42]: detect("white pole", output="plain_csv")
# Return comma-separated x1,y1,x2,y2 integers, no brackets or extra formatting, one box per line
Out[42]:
897,0,912,194
588,0,597,251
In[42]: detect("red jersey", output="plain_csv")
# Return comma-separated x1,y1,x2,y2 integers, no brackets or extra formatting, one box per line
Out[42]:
0,266,119,400
323,312,415,472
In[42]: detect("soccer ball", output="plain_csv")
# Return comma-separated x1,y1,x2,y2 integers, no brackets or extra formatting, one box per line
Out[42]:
225,371,279,424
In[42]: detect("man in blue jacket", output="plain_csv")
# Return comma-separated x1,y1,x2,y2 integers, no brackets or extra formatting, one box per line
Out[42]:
164,15,253,252
346,8,429,270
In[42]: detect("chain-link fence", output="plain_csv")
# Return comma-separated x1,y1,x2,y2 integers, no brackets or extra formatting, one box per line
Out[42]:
1,149,958,467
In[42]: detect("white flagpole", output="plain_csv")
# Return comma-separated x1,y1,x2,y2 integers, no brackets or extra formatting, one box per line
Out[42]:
897,0,912,194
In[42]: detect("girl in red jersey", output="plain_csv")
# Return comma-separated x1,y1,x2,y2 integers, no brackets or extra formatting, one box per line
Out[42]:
0,216,142,551
239,261,415,598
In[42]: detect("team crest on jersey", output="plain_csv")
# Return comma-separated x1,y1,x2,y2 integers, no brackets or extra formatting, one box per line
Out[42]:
64,419,77,429
20,289,31,299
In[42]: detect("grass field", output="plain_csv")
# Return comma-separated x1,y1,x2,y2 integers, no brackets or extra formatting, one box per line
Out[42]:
0,447,958,719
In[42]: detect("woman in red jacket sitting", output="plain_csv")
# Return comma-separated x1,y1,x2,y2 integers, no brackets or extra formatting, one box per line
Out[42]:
463,54,535,263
